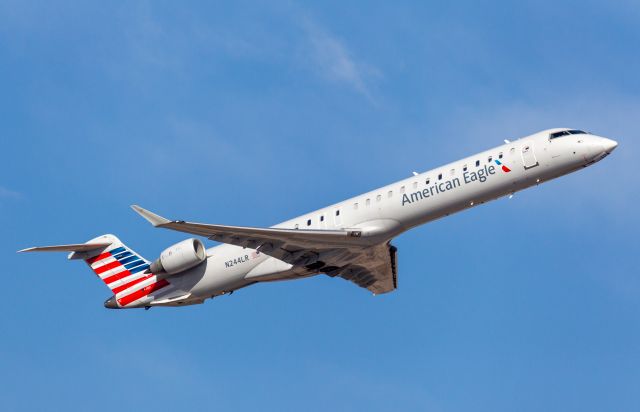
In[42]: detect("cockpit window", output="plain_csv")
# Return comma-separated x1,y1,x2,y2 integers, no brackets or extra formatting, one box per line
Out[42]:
550,129,588,139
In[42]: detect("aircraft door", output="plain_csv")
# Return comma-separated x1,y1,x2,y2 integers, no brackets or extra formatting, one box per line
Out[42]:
521,142,539,169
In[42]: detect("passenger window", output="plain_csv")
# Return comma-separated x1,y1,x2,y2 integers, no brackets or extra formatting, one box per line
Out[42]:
438,173,442,180
425,178,430,185
400,186,405,194
354,203,358,210
509,148,515,154
488,156,492,163
295,224,299,229
335,210,340,216
376,195,381,202
475,160,480,167
307,219,311,226
366,198,371,206
320,215,324,222
388,191,393,198
498,152,503,159
463,164,468,172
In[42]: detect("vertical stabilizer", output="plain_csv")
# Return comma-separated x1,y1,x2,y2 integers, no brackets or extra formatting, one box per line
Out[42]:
81,235,170,308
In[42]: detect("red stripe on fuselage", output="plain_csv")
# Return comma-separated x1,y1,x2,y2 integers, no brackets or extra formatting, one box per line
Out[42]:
111,274,153,295
86,252,112,265
94,260,122,275
118,279,169,307
102,269,132,285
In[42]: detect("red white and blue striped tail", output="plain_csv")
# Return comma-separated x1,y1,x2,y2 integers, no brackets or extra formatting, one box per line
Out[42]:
79,234,171,308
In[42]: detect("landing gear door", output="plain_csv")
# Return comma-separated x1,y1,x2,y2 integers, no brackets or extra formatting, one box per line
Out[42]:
521,142,539,169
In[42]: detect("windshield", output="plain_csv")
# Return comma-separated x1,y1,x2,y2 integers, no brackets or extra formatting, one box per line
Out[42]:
549,129,588,139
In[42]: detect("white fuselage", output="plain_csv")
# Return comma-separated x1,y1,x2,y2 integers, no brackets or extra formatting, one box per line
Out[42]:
165,129,617,301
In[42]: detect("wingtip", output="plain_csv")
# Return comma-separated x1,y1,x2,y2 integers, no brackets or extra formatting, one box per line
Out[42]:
130,204,171,227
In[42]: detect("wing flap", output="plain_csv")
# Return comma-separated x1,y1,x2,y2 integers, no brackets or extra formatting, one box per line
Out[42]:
335,243,397,295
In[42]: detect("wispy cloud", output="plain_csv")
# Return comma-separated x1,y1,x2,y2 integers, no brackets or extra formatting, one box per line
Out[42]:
299,18,380,101
0,186,22,200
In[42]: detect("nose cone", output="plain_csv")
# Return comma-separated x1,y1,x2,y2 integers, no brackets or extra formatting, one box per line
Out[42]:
104,296,119,309
601,138,618,154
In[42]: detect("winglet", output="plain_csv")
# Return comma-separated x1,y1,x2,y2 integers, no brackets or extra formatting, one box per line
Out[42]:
130,205,172,227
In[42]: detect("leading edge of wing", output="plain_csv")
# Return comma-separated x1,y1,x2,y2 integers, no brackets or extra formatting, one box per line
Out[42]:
130,205,366,248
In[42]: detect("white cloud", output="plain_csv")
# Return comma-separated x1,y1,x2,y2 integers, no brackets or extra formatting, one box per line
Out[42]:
0,186,22,200
299,18,380,101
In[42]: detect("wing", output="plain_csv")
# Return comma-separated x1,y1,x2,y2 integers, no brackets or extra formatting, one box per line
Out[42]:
330,243,398,295
131,205,398,295
131,205,365,248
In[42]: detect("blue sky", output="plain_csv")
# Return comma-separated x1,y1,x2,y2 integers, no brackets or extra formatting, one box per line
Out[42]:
1,1,639,411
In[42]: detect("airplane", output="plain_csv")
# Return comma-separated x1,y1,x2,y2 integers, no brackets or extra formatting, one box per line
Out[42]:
19,128,618,309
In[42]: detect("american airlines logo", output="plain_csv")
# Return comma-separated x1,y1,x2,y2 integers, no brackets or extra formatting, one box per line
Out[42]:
402,162,510,206
495,159,511,173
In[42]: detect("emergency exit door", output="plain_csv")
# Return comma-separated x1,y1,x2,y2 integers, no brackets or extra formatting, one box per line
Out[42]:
521,142,539,169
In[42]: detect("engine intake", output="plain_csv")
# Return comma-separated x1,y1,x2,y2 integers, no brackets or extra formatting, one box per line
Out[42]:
150,238,206,275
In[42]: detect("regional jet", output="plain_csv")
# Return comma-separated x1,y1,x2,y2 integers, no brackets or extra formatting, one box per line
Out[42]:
19,128,618,309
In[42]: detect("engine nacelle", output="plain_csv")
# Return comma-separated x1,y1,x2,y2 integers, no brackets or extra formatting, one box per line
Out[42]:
150,238,206,275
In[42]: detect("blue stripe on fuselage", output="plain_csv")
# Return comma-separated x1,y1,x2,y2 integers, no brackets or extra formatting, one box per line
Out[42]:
125,260,145,269
109,247,126,255
114,251,133,260
119,255,139,265
129,264,150,274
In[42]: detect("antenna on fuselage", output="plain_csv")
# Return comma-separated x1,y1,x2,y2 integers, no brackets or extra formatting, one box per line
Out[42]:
412,171,419,176
504,139,511,144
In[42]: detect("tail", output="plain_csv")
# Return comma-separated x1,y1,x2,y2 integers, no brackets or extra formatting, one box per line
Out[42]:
19,234,171,308
82,235,171,308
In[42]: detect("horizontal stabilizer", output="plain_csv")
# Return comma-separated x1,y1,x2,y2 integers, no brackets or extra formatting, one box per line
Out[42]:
18,243,111,253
